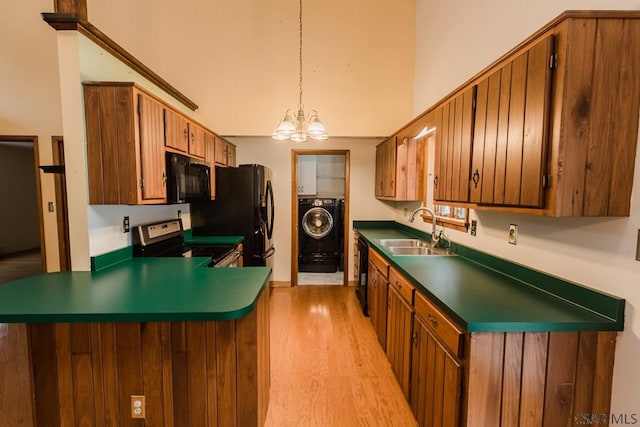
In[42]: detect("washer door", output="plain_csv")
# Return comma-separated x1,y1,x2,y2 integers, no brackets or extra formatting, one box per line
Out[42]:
302,207,334,239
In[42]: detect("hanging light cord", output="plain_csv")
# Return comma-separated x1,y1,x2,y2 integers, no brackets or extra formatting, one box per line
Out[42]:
298,0,304,110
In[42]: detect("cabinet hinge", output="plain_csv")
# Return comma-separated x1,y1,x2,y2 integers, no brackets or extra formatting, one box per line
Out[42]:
472,97,477,110
137,102,142,116
549,53,558,69
542,174,550,189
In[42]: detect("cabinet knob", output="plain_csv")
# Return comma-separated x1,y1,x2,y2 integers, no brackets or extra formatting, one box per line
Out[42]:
472,169,480,188
434,175,439,188
412,331,419,347
427,313,438,327
183,129,189,140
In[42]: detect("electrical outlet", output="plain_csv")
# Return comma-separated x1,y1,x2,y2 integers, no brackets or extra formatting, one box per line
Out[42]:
470,220,477,236
47,202,55,212
403,207,408,216
508,224,518,245
123,216,130,233
131,395,145,419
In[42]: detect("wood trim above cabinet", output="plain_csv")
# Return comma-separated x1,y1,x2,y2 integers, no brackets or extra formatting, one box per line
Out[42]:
42,13,198,112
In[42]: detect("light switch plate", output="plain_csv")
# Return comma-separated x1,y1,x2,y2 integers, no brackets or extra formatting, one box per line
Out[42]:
508,224,518,245
470,220,477,236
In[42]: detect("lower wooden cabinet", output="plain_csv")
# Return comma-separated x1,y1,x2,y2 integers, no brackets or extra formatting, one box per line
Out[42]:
368,248,389,350
367,247,619,427
386,283,414,399
410,312,463,427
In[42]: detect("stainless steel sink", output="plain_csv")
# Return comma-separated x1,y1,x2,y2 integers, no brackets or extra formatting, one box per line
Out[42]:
376,238,430,248
388,246,451,255
375,238,454,256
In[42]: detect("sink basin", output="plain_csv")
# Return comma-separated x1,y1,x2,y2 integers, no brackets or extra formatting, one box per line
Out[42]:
376,238,430,248
387,246,450,256
375,238,454,256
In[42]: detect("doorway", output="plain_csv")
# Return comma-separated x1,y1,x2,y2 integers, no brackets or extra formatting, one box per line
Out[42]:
291,150,350,286
0,136,45,282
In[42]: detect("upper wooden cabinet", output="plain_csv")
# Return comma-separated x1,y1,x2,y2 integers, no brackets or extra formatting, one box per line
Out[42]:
214,137,236,167
393,12,640,216
84,83,167,204
84,82,229,205
204,131,217,200
376,133,426,201
433,86,476,203
164,110,206,159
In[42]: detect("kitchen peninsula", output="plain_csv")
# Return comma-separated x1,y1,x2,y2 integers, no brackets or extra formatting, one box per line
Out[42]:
0,254,271,426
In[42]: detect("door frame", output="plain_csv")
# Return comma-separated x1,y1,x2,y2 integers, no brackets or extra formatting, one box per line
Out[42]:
51,136,70,271
0,135,46,272
291,149,350,287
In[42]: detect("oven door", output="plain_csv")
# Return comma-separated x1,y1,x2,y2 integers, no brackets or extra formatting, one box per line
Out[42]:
213,249,243,268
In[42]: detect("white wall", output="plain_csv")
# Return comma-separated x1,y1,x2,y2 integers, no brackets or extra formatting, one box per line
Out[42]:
0,144,40,254
0,0,62,271
228,136,396,282
411,0,640,415
87,0,416,137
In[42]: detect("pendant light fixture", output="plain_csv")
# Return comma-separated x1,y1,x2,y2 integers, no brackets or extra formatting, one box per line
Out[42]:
272,0,328,142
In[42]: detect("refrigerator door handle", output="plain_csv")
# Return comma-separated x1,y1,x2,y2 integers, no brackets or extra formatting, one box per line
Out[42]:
265,180,275,240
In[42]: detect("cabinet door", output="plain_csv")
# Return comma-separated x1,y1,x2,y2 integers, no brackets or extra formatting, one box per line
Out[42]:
297,155,317,195
375,143,384,197
204,131,216,200
226,143,236,167
376,267,388,350
434,86,475,203
137,93,167,201
470,35,553,207
215,137,228,165
382,137,397,197
164,108,189,152
410,315,462,427
188,122,206,159
386,285,413,399
367,261,378,331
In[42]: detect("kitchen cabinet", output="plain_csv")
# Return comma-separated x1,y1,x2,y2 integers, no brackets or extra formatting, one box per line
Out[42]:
215,137,236,167
297,155,317,195
164,109,206,159
367,248,389,350
469,35,553,207
386,267,415,399
395,12,640,216
83,82,167,204
365,243,618,427
375,137,396,198
204,130,216,200
376,133,426,201
433,86,476,204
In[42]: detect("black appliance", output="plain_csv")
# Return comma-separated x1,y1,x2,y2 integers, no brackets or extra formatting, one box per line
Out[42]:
166,152,211,203
191,164,275,267
132,219,241,267
356,237,369,315
298,198,339,273
337,198,345,271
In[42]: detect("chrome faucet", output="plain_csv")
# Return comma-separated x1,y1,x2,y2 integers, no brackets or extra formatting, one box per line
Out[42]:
409,206,440,248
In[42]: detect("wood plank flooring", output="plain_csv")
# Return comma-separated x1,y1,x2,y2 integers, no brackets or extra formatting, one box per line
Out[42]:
265,285,417,426
0,249,42,284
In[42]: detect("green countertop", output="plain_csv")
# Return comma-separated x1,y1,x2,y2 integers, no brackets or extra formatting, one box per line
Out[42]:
0,256,271,323
354,221,624,333
182,229,244,246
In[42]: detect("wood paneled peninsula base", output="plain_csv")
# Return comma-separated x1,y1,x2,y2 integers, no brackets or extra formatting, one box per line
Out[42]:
28,288,270,427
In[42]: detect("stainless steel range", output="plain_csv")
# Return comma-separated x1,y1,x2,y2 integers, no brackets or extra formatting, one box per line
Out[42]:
132,219,242,267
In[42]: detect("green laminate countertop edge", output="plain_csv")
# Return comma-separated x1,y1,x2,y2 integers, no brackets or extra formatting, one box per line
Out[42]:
353,221,624,333
0,258,271,323
183,229,244,245
91,246,133,271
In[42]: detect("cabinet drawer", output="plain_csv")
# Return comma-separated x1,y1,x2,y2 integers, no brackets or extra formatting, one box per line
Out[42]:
368,248,389,279
414,291,464,358
389,267,414,305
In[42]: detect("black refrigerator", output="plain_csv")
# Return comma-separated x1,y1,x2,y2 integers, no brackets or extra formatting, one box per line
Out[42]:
190,164,275,267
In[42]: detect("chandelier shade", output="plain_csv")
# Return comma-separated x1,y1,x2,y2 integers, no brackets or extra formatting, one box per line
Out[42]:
272,0,327,142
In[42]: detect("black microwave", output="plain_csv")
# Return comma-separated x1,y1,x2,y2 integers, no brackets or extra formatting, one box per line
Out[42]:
166,152,211,203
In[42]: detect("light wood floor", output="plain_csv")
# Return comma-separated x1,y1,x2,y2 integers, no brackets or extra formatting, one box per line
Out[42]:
265,286,417,426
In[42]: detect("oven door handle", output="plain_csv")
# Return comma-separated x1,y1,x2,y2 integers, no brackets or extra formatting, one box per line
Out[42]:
216,250,242,267
256,245,275,260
